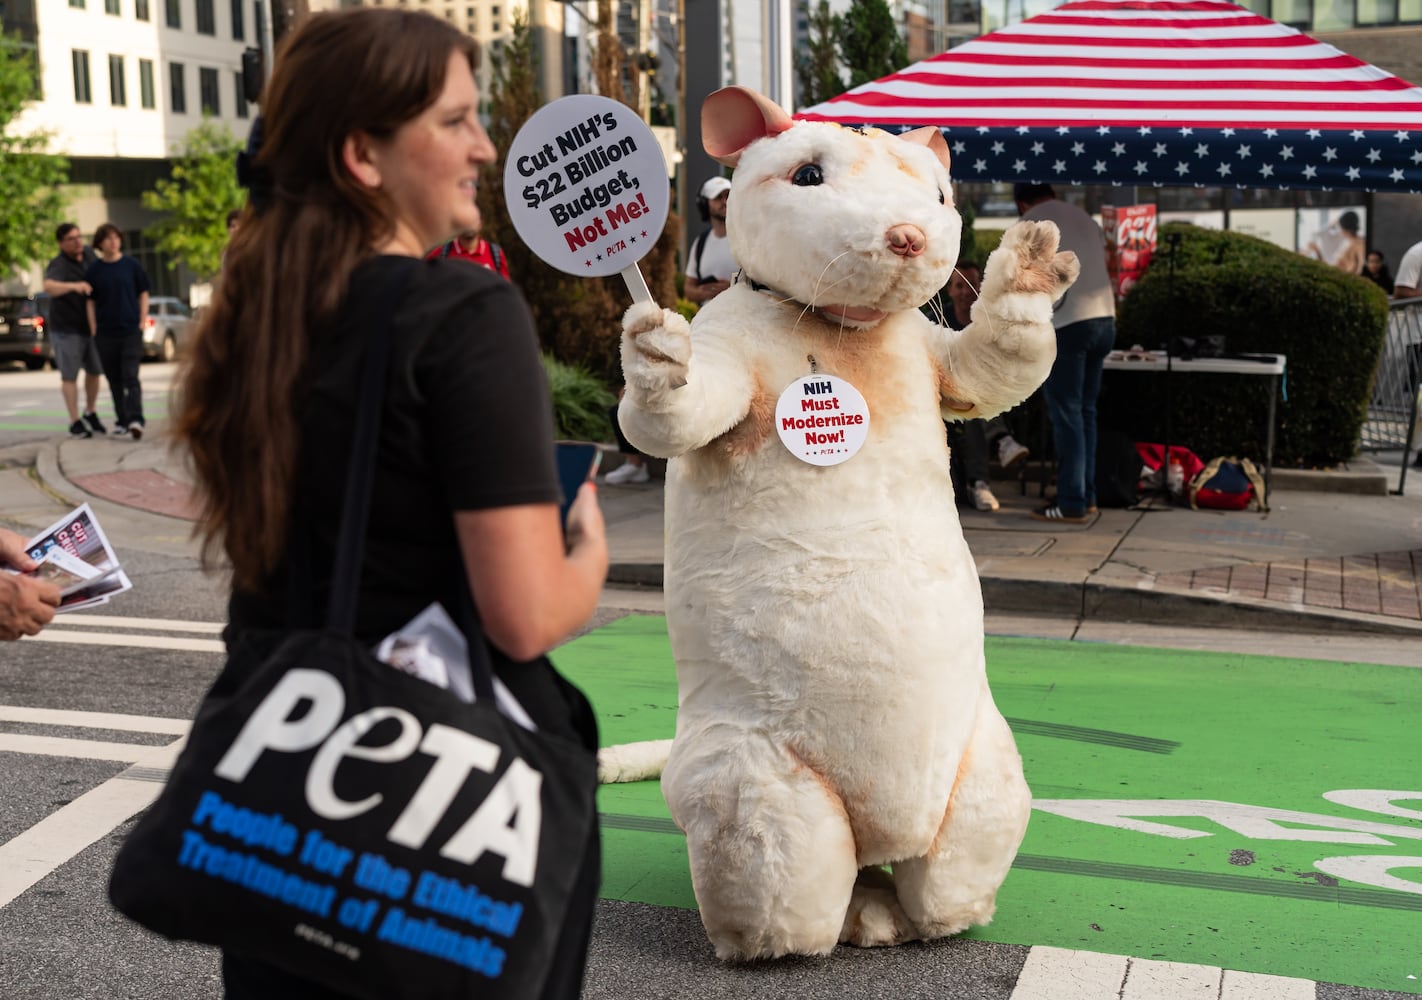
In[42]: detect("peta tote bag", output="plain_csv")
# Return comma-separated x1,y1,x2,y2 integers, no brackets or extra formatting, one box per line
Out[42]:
108,260,599,999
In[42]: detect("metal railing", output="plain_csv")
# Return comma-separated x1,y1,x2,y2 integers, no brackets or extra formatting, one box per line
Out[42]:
1357,296,1421,495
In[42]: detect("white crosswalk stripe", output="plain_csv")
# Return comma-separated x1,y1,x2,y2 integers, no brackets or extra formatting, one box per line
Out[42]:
0,739,182,909
21,613,226,652
1009,946,1316,999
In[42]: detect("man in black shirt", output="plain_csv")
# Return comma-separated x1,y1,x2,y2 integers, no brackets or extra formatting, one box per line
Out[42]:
42,224,106,438
85,223,150,440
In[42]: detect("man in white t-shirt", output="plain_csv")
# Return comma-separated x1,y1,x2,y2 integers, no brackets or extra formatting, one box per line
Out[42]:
685,176,736,305
1394,239,1422,299
1015,182,1117,524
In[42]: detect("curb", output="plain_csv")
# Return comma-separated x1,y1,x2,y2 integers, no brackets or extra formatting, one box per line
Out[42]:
609,563,1422,637
33,441,82,510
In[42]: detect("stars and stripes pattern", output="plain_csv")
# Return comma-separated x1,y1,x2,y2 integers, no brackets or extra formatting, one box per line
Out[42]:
796,0,1422,193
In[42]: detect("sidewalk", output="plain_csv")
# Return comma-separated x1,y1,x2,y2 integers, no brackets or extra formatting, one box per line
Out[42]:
29,427,1422,638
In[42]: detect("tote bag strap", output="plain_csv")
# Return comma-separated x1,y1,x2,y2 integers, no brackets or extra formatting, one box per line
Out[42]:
326,256,418,634
321,258,501,705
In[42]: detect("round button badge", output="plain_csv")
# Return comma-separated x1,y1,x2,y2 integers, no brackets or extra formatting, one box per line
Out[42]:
774,374,870,466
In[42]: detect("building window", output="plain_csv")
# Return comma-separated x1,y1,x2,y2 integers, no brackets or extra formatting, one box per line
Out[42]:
200,66,219,114
105,0,121,13
109,54,126,105
233,70,248,117
166,0,181,27
139,58,156,108
72,50,92,103
136,0,150,18
230,0,243,38
170,61,186,112
196,0,215,33
69,0,84,8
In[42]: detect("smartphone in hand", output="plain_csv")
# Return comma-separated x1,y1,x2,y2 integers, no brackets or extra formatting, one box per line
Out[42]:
556,441,602,527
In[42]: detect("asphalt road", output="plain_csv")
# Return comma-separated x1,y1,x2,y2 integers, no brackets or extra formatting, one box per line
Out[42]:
0,362,1417,1000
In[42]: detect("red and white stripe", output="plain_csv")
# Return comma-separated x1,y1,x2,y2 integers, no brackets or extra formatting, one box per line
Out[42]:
799,0,1422,131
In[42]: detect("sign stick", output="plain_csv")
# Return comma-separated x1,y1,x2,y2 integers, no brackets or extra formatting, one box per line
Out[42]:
620,263,653,305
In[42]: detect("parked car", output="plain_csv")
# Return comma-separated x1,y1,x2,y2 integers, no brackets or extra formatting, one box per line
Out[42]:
0,293,54,371
143,296,194,362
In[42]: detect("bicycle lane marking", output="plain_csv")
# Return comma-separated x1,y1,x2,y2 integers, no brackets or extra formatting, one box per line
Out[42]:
554,616,1422,996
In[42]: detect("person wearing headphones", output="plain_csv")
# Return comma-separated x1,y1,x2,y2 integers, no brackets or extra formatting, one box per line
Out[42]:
685,176,736,305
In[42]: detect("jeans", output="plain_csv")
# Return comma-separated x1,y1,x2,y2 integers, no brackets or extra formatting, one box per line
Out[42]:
947,419,990,490
1042,316,1116,515
94,332,145,428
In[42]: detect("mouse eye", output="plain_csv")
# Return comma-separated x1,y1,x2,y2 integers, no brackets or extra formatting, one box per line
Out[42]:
792,164,824,186
938,188,945,205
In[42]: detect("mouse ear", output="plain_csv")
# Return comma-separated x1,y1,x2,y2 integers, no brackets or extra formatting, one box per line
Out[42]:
899,125,951,174
702,87,794,167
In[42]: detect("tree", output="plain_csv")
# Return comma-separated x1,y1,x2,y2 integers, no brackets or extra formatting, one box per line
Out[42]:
483,10,680,387
839,0,908,90
140,121,245,279
796,0,844,109
0,34,69,275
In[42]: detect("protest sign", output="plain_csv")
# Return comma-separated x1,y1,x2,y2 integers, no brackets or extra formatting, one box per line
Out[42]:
503,95,669,302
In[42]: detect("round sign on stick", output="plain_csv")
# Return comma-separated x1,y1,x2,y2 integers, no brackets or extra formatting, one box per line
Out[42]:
503,95,669,301
775,374,871,466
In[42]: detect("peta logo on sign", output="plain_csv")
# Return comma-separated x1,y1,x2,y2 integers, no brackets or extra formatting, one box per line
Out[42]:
214,669,542,887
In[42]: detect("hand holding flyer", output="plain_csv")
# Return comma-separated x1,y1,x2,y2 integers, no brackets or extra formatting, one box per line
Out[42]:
21,503,132,611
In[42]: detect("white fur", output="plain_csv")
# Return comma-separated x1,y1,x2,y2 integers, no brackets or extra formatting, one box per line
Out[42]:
614,99,1078,961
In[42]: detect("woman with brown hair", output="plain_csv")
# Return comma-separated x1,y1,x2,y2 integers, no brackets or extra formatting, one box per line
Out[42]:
172,8,608,997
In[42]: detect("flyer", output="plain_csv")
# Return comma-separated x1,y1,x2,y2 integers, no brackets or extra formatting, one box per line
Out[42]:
23,503,132,611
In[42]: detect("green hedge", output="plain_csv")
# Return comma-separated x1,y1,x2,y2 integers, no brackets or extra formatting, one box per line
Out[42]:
542,354,616,442
1105,224,1389,468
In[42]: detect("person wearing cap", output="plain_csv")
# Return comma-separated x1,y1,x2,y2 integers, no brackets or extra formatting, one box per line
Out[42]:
685,175,736,305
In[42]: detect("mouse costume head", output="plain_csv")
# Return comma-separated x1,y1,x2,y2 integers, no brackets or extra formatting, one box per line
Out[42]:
701,86,959,326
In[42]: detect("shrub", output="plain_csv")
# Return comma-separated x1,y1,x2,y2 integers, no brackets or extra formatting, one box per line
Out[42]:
1105,224,1389,468
542,354,616,442
968,226,1006,265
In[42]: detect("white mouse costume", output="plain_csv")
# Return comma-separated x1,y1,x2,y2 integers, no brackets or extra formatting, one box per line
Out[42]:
613,87,1080,961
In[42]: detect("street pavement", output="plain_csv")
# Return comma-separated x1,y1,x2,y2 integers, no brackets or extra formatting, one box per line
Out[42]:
28,423,1422,642
4,418,1421,1000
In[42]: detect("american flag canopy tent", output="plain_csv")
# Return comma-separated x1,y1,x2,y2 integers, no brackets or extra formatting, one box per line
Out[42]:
797,0,1422,193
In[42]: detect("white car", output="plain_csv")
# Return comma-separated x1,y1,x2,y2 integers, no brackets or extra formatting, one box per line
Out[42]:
143,297,194,362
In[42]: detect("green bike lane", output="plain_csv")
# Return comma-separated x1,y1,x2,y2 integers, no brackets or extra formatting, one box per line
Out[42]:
554,614,1422,996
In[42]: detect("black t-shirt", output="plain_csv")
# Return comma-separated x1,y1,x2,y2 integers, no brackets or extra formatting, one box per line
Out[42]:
44,249,96,335
85,255,151,336
227,255,562,674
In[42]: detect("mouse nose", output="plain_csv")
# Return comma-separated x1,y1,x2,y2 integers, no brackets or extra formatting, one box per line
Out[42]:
887,224,926,258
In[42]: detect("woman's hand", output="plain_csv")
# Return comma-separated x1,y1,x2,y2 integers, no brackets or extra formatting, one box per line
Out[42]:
564,481,607,562
0,528,61,639
456,486,610,661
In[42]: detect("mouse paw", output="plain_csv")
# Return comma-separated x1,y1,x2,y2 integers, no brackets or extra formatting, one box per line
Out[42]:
621,304,691,390
985,220,1080,301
